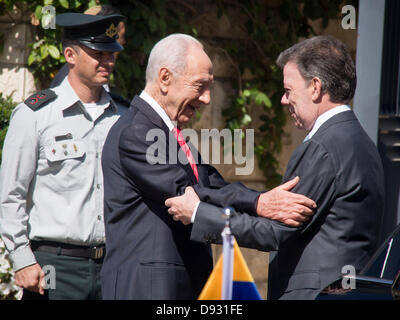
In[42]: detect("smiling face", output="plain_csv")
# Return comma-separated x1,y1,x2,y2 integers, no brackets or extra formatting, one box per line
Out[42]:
281,62,318,131
66,44,115,88
164,45,213,127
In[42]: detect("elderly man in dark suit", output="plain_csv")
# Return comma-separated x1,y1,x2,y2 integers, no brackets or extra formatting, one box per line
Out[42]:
100,33,316,300
166,35,385,300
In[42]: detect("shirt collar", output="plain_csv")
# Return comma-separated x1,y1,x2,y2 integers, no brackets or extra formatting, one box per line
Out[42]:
139,90,175,131
303,105,351,142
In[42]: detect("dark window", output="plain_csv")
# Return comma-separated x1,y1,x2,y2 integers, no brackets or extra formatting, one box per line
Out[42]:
361,224,400,280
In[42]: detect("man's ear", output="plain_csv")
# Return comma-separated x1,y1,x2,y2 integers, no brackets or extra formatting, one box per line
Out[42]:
158,67,172,94
310,77,323,102
64,47,78,65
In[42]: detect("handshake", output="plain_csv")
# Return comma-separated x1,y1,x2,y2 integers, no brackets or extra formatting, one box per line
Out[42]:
165,176,316,227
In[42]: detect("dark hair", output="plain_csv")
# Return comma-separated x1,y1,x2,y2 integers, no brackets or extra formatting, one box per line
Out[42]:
61,37,80,53
276,35,356,104
97,5,122,16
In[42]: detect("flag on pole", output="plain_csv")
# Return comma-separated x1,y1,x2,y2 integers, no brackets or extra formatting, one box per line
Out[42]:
198,209,262,300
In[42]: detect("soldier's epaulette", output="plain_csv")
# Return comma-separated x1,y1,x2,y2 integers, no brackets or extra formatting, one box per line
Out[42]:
24,89,57,111
109,91,131,108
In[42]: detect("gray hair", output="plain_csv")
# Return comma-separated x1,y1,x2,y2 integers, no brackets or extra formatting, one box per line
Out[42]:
145,33,203,83
276,35,356,104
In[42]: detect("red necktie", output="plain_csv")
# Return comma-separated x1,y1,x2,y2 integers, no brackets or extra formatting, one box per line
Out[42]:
173,127,199,181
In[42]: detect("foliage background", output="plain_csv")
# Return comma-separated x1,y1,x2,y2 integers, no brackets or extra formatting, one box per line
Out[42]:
0,0,357,187
0,0,357,299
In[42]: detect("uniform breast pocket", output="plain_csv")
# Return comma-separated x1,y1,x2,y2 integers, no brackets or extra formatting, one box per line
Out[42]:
43,140,87,191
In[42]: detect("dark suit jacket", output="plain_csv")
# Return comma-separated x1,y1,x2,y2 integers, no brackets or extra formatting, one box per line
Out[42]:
191,110,385,299
100,96,260,299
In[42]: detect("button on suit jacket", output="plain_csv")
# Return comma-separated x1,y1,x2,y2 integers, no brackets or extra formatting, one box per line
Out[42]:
191,110,385,299
100,96,260,299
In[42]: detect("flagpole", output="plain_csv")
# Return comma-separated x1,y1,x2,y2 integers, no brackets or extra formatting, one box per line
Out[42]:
221,207,234,300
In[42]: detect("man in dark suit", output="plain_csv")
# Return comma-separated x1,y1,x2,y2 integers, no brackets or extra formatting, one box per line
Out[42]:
166,35,385,299
100,33,316,299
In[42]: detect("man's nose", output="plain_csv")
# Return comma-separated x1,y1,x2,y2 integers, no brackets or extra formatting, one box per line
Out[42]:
199,89,211,105
103,52,115,66
281,93,289,105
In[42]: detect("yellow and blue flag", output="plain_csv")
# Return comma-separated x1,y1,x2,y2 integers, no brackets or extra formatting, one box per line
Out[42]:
198,217,262,300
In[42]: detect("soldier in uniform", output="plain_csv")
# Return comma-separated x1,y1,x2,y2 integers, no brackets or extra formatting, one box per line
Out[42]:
0,12,127,300
50,4,130,110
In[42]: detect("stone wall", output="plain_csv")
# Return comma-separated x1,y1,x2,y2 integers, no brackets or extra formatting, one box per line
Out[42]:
0,5,38,103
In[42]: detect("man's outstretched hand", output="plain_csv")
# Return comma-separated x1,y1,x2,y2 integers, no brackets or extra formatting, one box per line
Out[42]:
257,176,316,227
165,177,316,227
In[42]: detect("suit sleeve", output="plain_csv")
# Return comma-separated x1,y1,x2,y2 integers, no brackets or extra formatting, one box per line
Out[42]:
119,123,194,203
119,122,260,212
0,104,38,270
195,183,260,215
191,140,337,251
194,165,261,215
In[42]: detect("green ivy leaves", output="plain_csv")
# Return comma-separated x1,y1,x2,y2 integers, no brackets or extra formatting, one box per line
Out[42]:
59,0,69,8
28,40,64,66
242,89,272,109
48,44,60,59
0,93,17,162
24,0,83,86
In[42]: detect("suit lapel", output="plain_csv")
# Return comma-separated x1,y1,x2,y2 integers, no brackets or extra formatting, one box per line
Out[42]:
284,111,357,184
131,95,169,132
131,95,200,185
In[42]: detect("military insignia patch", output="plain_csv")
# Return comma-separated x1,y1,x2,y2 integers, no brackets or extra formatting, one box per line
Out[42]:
24,89,57,111
105,23,117,38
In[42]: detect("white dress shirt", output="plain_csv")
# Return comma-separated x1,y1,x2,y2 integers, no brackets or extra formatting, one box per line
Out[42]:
139,90,175,130
139,91,201,222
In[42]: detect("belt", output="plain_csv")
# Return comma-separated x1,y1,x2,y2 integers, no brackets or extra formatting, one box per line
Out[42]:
30,240,105,260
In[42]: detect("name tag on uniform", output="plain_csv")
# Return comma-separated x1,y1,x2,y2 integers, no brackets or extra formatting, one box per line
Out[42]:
55,133,73,141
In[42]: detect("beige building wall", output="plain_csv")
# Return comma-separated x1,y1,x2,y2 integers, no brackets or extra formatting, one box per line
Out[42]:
0,5,38,104
0,3,357,299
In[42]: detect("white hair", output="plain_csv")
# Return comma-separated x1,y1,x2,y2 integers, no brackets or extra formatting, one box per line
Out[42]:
145,33,203,84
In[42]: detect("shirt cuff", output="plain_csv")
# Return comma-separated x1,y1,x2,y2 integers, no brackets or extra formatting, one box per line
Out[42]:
191,200,201,223
9,245,37,272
